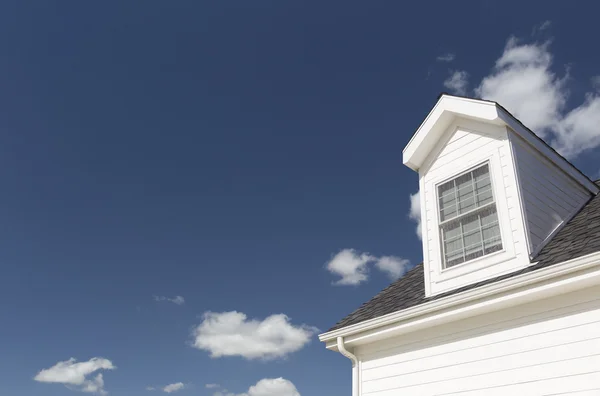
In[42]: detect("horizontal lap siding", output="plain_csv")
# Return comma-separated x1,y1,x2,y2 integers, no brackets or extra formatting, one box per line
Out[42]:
510,134,590,254
358,286,600,395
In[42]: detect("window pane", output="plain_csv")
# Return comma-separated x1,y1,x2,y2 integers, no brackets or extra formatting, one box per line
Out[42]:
439,163,494,223
462,212,483,259
438,180,456,222
442,219,464,267
481,206,502,253
474,164,493,206
438,162,503,268
456,172,475,214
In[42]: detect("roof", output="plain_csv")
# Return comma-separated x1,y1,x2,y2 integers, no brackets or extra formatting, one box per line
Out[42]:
403,93,597,193
327,180,600,332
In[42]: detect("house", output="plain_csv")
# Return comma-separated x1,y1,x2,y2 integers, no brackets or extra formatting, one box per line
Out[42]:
318,94,600,395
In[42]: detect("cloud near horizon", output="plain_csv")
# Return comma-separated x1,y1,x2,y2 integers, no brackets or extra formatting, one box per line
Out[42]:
163,383,185,393
212,378,300,396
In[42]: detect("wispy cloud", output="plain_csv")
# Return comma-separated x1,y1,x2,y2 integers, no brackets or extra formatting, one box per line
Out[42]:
153,295,185,305
33,358,115,395
325,249,411,285
191,311,318,360
206,384,220,389
592,76,600,90
163,383,185,393
436,53,456,62
213,378,300,396
532,20,552,35
443,70,469,95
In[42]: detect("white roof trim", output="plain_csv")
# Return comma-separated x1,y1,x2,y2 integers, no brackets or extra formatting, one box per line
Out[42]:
402,94,598,194
319,250,600,350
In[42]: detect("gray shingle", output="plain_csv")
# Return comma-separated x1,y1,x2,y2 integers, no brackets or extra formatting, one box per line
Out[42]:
327,182,600,332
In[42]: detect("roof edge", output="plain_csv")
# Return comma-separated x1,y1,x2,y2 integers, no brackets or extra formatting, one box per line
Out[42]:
402,95,500,171
403,94,598,194
319,250,600,347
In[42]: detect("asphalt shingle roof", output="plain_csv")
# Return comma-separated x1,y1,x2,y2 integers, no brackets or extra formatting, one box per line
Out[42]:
328,182,600,332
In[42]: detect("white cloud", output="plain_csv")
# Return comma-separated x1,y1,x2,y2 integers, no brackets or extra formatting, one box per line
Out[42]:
147,387,156,391
206,384,220,389
553,94,600,158
325,249,412,285
245,378,300,396
475,38,564,137
408,192,421,240
34,358,115,395
80,374,105,394
473,36,600,158
214,378,300,396
191,311,318,360
154,295,185,305
375,256,411,280
325,249,375,285
163,383,185,393
444,70,469,95
532,20,552,35
436,53,455,62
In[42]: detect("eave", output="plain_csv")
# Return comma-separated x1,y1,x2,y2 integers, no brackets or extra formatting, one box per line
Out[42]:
319,250,600,351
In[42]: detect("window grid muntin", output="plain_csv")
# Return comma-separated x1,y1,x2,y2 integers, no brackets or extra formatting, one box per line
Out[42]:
437,162,503,268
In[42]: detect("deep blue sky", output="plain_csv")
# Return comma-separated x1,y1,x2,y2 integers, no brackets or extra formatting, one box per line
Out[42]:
1,1,599,395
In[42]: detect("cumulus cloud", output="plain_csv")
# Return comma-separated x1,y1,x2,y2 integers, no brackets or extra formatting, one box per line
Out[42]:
191,311,318,360
154,295,185,305
475,38,564,137
213,378,300,396
553,94,600,157
444,70,469,95
325,249,411,285
33,357,115,395
163,383,185,393
436,53,455,62
375,256,411,280
325,249,375,285
469,36,600,158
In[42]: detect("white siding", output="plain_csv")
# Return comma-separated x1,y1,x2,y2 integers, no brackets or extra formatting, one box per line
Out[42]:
420,119,530,296
509,132,590,255
356,285,600,396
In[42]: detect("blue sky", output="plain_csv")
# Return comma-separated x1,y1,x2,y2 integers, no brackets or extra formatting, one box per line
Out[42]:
1,1,600,395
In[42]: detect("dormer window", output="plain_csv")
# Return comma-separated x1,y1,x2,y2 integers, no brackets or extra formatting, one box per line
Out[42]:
438,162,503,268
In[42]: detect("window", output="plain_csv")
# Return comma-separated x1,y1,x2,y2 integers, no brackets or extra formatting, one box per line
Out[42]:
438,163,502,268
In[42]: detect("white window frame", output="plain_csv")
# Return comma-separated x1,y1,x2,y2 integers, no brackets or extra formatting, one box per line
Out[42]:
420,120,527,297
429,152,514,281
436,161,503,269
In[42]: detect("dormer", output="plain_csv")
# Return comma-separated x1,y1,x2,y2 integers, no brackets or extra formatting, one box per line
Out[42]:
403,94,599,297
